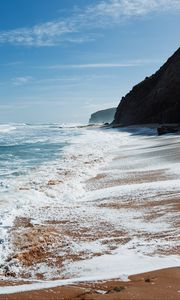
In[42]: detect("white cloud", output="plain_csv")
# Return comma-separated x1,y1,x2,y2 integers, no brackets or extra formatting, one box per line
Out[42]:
36,59,161,69
0,0,179,46
43,63,139,69
88,0,180,19
0,21,73,47
12,76,32,86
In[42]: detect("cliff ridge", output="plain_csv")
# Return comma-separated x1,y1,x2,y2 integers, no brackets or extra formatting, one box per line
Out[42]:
113,48,180,126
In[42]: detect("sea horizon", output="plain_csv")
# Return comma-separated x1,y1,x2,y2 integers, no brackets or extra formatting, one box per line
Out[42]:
0,1,179,298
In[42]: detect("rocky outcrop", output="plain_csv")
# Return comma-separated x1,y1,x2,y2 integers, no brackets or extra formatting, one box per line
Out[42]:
157,125,180,135
113,48,180,126
89,108,116,124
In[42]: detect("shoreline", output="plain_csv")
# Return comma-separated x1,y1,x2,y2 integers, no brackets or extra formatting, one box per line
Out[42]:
0,126,179,298
1,267,180,299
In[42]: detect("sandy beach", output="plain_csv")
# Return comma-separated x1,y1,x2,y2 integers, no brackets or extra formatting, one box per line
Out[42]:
0,0,179,297
0,128,180,299
1,267,180,300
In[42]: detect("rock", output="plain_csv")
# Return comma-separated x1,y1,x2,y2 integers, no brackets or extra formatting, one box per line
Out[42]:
89,108,116,124
157,125,180,135
106,286,125,294
145,278,151,282
113,48,180,126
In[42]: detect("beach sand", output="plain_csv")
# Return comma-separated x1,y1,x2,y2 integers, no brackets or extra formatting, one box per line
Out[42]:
0,268,180,299
0,129,180,299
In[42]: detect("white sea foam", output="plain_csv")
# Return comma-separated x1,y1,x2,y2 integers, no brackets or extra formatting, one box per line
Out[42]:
0,250,179,294
0,125,180,286
67,248,179,280
0,124,16,133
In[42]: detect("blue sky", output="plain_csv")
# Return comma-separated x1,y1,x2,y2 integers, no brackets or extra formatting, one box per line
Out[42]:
0,0,179,123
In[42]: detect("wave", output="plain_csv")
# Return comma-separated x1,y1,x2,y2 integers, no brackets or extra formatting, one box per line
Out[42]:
0,124,16,133
0,126,179,282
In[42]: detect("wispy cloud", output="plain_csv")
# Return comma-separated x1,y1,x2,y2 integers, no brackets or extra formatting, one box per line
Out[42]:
12,76,33,86
36,59,161,69
0,0,179,47
87,0,180,20
43,63,138,69
0,21,74,47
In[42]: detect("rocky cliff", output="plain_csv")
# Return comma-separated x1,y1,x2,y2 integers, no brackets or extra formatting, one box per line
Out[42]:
113,48,180,126
89,107,116,124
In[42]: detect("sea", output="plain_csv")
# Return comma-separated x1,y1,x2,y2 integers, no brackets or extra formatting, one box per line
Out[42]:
0,122,123,270
0,123,84,179
0,123,180,292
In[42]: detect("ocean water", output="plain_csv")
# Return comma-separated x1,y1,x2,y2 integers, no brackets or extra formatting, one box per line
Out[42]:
0,123,124,270
0,123,83,222
0,123,80,180
0,123,180,288
0,124,83,262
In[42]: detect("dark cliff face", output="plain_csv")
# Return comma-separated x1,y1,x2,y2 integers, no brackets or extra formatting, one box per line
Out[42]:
89,107,116,124
113,48,180,126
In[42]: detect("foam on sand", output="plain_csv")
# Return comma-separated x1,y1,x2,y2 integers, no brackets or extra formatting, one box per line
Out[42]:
0,125,180,287
0,250,179,294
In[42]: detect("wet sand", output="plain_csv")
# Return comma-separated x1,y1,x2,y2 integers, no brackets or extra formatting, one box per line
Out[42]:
0,129,180,298
1,267,180,300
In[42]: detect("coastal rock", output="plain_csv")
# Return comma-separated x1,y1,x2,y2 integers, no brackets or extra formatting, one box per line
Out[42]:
89,107,116,124
113,48,180,126
157,125,180,135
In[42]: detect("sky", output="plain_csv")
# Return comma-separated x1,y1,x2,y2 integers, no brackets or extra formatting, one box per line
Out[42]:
0,0,179,124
